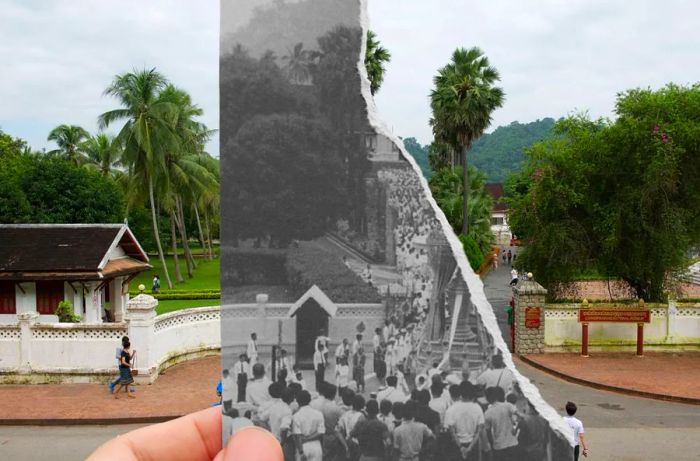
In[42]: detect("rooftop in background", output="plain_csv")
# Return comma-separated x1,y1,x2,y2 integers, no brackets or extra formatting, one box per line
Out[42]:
485,183,507,212
0,224,150,280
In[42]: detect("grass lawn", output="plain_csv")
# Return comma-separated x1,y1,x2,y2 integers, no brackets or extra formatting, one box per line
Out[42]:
156,298,221,315
132,255,221,292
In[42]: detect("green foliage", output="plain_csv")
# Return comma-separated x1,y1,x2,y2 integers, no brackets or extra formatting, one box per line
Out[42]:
224,250,288,286
0,129,28,158
429,165,494,255
285,242,381,303
402,137,432,178
471,118,555,182
459,234,484,271
146,291,220,300
365,30,391,95
55,300,81,323
509,84,700,301
225,114,346,243
0,154,124,224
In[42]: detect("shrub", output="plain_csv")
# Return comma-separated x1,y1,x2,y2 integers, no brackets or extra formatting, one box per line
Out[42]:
223,249,288,286
285,243,381,303
459,234,484,272
55,300,81,323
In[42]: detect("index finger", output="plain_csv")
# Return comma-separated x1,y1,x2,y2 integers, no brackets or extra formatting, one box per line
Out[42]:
87,406,222,461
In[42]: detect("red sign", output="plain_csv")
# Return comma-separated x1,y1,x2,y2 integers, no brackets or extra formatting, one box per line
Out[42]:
578,309,650,323
525,307,541,328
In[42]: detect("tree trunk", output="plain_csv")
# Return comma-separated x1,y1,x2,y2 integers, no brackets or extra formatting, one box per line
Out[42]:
192,199,209,260
175,195,196,278
170,212,184,283
204,211,214,258
149,176,173,289
461,144,470,235
179,195,197,269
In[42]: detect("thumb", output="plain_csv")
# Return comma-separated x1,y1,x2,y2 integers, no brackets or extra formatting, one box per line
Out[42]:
222,427,283,461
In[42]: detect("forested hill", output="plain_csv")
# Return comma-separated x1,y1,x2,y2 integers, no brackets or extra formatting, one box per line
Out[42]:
402,118,555,181
470,118,555,182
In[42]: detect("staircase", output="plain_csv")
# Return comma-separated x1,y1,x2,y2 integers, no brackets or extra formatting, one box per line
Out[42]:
690,262,700,285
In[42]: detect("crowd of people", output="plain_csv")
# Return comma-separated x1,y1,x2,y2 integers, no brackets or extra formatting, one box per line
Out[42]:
219,347,564,461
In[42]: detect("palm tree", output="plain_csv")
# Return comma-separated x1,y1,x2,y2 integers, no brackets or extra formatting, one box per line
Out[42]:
430,47,504,234
84,133,121,176
282,42,318,85
47,124,90,165
364,30,391,95
98,69,179,290
429,165,494,252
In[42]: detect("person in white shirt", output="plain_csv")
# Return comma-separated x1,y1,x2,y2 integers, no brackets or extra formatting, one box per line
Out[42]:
313,343,327,392
395,365,410,395
564,401,589,460
258,382,293,442
337,394,365,445
232,353,249,402
427,361,441,380
247,332,258,364
246,363,272,408
335,338,349,364
509,268,519,286
222,408,253,446
289,365,307,390
372,328,382,351
476,354,515,397
428,381,449,425
376,376,407,403
292,390,325,461
335,356,350,392
351,333,363,357
221,369,236,410
382,320,391,343
444,383,484,459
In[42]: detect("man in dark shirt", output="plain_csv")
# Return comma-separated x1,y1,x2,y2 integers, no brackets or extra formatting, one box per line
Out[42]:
351,399,390,461
413,389,440,433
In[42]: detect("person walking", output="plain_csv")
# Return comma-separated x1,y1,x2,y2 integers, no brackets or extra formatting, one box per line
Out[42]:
484,387,518,461
151,275,160,294
392,400,434,461
502,250,507,265
506,249,512,265
564,401,589,460
350,399,391,461
509,268,519,287
113,339,135,399
108,336,129,394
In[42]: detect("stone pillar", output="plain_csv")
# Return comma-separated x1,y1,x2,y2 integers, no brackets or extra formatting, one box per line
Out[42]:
17,311,39,372
112,277,125,323
84,282,102,324
126,293,158,383
513,276,547,355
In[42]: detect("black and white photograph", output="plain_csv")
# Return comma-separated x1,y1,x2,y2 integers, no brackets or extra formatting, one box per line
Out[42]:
219,0,572,459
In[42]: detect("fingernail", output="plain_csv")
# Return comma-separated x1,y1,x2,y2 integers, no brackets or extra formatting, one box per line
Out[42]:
224,426,283,461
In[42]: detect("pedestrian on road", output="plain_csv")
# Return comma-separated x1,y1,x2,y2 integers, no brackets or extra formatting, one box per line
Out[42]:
564,401,589,460
507,249,512,265
509,268,519,287
502,250,507,265
108,335,129,394
492,251,499,270
113,339,135,399
314,343,327,391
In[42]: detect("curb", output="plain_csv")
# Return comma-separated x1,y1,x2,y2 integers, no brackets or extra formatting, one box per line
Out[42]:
0,415,179,426
518,355,700,406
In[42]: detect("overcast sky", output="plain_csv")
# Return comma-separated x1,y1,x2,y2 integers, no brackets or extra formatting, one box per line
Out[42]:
1,0,699,155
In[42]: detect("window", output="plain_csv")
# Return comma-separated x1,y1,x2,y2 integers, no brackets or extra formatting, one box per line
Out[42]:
36,281,65,315
0,281,15,314
491,216,504,226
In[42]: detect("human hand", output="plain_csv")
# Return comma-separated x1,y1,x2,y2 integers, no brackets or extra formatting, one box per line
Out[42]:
87,406,282,461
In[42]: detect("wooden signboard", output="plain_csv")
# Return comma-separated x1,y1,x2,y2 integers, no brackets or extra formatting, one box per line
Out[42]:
578,309,650,323
525,307,541,328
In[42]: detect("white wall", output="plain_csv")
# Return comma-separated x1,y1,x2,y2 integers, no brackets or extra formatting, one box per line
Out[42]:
15,282,36,315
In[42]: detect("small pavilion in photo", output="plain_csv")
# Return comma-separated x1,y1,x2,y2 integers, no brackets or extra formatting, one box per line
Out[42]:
0,224,151,323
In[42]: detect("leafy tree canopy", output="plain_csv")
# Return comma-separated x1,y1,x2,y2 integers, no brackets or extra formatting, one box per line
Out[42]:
508,84,700,301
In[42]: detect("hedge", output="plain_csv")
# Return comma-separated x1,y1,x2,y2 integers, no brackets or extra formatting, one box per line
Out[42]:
285,243,381,303
459,234,484,272
129,291,221,300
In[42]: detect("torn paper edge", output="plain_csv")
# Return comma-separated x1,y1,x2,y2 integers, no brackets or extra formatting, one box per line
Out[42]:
356,0,574,447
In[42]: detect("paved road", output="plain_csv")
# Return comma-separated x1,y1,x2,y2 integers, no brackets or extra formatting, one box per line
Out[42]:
483,252,700,460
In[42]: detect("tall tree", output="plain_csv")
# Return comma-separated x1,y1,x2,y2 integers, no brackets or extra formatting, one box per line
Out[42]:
282,42,318,85
47,124,90,165
84,133,122,176
430,47,504,234
98,69,179,289
364,30,391,95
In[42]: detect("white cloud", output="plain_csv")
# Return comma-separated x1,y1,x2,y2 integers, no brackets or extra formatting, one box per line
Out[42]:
1,1,699,152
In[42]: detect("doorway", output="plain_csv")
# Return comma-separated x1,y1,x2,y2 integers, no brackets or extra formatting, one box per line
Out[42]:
295,299,329,369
